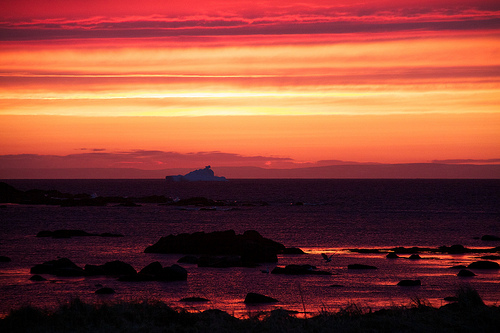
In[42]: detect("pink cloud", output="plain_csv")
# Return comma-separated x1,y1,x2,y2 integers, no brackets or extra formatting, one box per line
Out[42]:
0,150,299,170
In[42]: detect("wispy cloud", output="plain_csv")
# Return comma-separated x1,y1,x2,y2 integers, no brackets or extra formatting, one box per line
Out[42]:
432,158,500,164
1,3,499,41
0,150,300,169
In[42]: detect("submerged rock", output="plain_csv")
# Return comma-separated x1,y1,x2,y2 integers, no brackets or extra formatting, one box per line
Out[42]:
244,292,279,304
408,254,421,260
197,255,243,268
0,256,11,262
348,264,377,270
386,253,399,259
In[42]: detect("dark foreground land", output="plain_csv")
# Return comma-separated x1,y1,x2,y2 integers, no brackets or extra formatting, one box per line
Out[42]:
1,287,499,333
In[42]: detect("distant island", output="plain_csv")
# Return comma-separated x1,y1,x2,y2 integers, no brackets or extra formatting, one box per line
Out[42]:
165,165,227,182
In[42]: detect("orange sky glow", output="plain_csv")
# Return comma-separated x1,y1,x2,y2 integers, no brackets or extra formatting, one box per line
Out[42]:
0,0,499,176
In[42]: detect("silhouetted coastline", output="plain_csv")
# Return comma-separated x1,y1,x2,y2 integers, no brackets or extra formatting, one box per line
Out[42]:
1,287,499,333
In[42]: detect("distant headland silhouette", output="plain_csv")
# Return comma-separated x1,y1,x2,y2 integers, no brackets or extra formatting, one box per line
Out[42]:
165,165,227,182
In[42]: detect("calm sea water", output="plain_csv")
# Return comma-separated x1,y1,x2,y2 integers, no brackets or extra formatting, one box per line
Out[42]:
1,179,499,317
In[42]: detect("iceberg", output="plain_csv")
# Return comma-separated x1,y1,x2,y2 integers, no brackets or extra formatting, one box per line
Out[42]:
165,166,227,182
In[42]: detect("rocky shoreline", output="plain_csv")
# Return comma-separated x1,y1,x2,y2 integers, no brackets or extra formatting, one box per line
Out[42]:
1,287,499,333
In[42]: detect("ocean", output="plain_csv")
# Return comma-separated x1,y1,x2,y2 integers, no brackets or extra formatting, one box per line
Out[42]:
1,179,499,317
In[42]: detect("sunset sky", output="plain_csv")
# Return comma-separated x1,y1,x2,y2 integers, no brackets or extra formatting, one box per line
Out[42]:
1,0,499,175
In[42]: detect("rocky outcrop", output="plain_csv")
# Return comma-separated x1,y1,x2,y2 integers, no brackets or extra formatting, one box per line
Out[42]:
271,264,331,275
397,279,421,286
85,260,137,276
244,293,279,304
29,275,47,281
467,261,500,269
145,230,286,264
457,269,476,277
119,262,187,282
481,235,500,241
0,256,11,262
180,297,210,302
95,287,115,294
30,258,85,276
282,247,305,254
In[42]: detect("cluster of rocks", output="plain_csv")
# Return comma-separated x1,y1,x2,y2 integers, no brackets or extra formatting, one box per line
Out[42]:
0,182,270,207
271,264,331,275
145,230,302,266
36,229,123,238
350,242,500,256
29,258,187,282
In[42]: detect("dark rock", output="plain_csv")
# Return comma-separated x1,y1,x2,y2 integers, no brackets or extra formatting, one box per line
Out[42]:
139,261,163,276
397,279,421,286
348,264,377,270
120,263,187,282
409,254,421,260
271,264,331,275
444,296,458,302
244,292,279,304
480,255,500,260
392,247,430,254
157,264,188,281
350,248,381,254
0,182,22,203
467,261,500,269
84,264,106,276
481,235,500,241
457,269,476,277
438,244,467,254
29,275,47,281
328,284,344,288
144,230,286,263
85,260,136,276
101,260,137,276
386,253,399,259
180,297,210,302
30,258,85,276
95,287,115,294
177,255,199,264
283,247,305,254
0,256,11,262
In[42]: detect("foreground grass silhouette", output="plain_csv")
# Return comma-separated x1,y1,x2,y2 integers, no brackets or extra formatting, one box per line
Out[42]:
1,287,499,332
